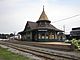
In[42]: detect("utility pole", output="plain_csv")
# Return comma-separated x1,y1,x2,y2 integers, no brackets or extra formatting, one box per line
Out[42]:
63,25,65,34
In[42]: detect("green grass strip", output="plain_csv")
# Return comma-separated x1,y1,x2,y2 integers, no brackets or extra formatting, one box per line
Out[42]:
0,47,31,60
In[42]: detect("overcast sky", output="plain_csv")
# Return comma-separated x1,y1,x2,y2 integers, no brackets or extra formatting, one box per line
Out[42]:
0,0,80,34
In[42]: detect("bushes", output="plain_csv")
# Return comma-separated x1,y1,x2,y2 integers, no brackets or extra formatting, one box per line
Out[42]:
71,39,80,50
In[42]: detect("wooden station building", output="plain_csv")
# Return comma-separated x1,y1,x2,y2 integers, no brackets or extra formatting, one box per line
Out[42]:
19,7,64,42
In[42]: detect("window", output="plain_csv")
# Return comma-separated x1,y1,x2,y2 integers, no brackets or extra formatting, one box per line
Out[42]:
38,22,45,27
45,35,48,39
41,33,45,39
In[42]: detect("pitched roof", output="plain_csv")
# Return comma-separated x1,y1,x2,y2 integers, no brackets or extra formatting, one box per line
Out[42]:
23,21,37,31
19,21,63,35
38,6,48,20
27,21,37,30
49,24,63,31
37,24,63,32
25,21,62,31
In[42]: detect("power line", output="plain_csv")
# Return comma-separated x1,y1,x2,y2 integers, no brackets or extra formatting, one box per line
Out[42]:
53,14,80,23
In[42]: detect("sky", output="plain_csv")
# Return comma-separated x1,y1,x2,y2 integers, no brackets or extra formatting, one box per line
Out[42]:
0,0,80,34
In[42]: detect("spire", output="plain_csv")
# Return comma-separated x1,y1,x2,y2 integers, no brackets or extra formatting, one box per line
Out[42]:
43,5,44,12
38,5,48,20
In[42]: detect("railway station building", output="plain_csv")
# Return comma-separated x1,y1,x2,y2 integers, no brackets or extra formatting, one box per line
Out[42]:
19,7,65,41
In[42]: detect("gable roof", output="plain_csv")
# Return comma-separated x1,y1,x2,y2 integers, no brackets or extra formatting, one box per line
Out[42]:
19,21,63,35
24,21,37,31
24,21,62,31
27,21,37,30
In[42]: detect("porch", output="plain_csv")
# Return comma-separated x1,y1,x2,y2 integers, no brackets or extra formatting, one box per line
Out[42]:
32,30,64,42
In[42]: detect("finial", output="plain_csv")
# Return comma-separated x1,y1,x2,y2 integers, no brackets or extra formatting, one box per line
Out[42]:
43,5,44,11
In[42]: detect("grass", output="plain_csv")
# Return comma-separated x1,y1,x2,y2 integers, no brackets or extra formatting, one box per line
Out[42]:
0,47,31,60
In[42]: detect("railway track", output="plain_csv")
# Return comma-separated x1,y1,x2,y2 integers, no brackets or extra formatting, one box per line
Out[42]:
2,40,73,51
0,41,80,60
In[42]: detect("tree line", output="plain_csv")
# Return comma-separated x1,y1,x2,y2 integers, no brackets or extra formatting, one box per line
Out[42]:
0,33,15,39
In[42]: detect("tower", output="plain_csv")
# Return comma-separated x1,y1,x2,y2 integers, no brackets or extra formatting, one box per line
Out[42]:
36,6,51,27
